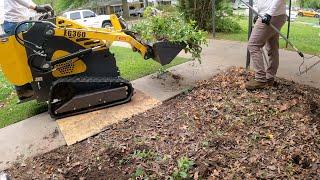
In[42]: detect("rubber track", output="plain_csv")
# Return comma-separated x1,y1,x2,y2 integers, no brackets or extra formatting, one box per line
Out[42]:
48,76,134,119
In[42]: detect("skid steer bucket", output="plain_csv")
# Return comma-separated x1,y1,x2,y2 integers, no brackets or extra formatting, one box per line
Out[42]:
152,41,186,65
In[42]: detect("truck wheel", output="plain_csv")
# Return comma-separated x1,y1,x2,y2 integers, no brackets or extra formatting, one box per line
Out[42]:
102,21,112,28
298,12,303,17
315,14,320,18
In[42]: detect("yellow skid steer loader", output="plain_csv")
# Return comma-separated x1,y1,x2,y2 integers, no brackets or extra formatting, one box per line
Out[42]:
0,11,185,119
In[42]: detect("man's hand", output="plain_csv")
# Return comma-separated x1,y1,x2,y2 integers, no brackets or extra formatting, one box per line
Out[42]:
261,14,272,25
34,5,52,13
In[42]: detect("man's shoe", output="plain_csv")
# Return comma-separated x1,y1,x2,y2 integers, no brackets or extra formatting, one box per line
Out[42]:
245,79,268,90
266,79,279,87
266,79,274,86
15,84,34,100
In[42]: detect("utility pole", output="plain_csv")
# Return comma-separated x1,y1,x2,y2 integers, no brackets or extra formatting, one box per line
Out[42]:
212,0,216,38
286,0,292,48
246,0,253,69
144,0,148,7
121,0,129,19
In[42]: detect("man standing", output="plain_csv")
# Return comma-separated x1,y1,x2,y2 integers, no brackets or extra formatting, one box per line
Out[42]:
2,0,51,100
245,0,287,90
3,0,51,36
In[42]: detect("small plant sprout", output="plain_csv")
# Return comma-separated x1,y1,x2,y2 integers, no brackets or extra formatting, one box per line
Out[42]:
132,149,154,160
171,157,195,179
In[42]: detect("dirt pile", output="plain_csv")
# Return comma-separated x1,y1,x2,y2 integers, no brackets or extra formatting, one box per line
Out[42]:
6,67,320,179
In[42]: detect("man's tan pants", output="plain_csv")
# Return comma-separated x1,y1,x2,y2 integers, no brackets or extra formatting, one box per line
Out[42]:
248,14,287,82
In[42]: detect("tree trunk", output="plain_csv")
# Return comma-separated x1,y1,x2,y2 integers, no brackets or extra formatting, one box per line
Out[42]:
178,0,241,32
122,0,129,19
143,0,148,7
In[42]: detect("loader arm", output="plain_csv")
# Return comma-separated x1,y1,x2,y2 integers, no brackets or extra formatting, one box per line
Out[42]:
53,28,151,59
51,15,185,65
39,15,149,60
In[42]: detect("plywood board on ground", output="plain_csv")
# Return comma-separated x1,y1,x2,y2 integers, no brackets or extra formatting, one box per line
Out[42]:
57,90,161,145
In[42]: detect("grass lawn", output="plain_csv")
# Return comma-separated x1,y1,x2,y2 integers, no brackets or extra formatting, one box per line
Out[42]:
0,46,189,128
296,16,320,24
216,17,320,55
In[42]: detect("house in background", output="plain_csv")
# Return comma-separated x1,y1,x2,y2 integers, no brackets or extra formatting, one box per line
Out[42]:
87,0,177,15
153,0,174,6
87,0,144,15
147,0,178,6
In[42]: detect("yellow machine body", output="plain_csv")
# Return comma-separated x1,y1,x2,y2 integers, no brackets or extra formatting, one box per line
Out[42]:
0,14,184,118
0,36,33,86
51,50,87,78
0,14,148,86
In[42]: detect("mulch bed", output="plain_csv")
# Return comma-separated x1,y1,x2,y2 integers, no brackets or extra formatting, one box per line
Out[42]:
6,67,320,179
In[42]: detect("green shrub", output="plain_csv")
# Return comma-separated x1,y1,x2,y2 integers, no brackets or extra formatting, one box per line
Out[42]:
131,167,146,179
178,0,241,33
156,5,178,13
131,12,208,61
216,17,242,33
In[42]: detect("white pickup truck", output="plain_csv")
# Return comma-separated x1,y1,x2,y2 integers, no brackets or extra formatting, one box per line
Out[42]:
62,9,112,28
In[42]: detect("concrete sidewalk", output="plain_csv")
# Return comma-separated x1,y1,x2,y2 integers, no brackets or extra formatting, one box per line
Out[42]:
115,39,320,89
1,39,319,171
0,113,65,170
208,40,320,88
134,40,320,101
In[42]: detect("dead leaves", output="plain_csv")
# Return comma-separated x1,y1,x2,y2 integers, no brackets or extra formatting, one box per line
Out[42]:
277,99,298,112
6,67,320,179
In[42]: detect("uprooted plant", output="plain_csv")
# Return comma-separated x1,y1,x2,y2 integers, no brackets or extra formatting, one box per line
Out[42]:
131,11,208,62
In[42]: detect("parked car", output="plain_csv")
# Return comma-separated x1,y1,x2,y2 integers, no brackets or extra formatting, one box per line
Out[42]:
129,6,139,16
298,9,319,18
233,0,249,10
286,7,298,22
137,8,144,17
115,7,140,17
137,7,162,17
292,6,300,11
62,9,112,28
